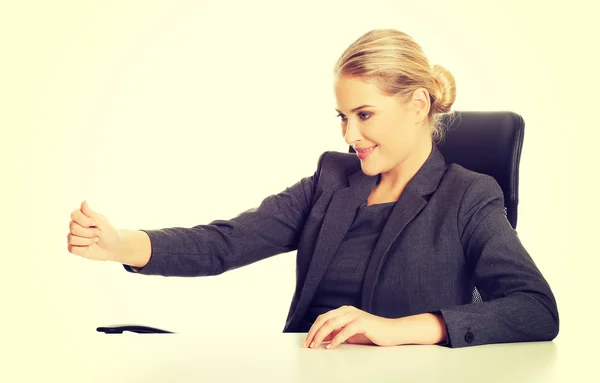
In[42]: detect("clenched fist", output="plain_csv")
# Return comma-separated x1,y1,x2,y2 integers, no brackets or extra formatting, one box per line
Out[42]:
67,201,122,261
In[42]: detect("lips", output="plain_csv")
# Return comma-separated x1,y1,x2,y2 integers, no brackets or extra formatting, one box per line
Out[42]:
355,145,377,153
354,145,377,160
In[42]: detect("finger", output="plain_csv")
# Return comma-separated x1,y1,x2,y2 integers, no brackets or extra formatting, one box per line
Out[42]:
304,306,357,348
327,321,362,349
70,208,97,228
304,306,348,348
80,200,98,220
70,221,101,238
323,329,342,342
68,233,99,246
68,244,90,256
311,312,356,348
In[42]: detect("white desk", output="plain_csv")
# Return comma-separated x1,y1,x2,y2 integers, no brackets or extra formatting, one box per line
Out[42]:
8,333,591,382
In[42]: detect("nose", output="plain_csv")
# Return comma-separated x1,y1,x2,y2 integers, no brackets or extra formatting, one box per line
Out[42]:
343,119,362,146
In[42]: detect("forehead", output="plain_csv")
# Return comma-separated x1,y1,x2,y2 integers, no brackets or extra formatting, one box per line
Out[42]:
334,76,390,109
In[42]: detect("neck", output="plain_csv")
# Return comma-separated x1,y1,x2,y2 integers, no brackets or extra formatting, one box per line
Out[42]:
378,137,433,195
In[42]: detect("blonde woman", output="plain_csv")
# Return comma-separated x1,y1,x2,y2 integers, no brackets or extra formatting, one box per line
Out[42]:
67,29,559,349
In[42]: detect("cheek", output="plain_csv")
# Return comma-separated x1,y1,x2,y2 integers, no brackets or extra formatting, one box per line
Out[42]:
375,123,405,148
385,121,417,144
377,124,416,159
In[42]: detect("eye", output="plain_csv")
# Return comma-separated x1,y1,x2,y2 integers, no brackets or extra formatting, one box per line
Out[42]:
336,113,347,122
358,112,371,120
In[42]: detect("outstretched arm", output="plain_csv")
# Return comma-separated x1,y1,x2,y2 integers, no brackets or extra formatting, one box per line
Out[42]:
123,152,328,277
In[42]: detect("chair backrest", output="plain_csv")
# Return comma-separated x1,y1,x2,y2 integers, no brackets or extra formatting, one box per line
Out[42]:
349,111,525,229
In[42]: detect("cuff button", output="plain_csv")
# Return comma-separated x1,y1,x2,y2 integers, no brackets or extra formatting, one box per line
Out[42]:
464,332,475,343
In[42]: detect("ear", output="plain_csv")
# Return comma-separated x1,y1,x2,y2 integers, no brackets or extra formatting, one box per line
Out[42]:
409,88,431,122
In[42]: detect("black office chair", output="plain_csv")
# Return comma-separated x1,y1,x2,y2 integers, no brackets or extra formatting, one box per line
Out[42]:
439,111,524,229
98,111,524,333
350,110,525,303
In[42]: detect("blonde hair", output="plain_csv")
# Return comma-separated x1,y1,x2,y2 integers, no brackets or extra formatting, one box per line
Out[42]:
334,29,456,142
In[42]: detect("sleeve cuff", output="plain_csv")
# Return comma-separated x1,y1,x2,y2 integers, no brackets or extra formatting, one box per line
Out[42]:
121,229,160,275
437,308,486,348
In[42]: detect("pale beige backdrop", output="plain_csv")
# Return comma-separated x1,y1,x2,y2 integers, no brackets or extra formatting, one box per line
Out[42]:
2,0,598,378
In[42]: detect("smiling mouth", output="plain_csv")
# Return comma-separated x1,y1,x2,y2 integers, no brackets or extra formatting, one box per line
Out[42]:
354,145,378,160
355,145,377,153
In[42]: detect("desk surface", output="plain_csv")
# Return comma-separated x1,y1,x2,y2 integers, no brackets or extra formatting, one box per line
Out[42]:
9,333,592,382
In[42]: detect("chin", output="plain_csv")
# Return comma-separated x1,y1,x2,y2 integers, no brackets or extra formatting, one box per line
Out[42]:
359,162,381,177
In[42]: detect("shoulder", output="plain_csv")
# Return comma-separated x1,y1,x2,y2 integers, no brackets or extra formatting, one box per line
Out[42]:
442,163,504,201
435,162,505,227
441,163,506,236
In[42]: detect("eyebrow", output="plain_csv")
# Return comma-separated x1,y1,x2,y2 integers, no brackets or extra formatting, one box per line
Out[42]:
335,105,375,114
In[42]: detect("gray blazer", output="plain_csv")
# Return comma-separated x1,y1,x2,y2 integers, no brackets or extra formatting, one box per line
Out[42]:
127,145,559,348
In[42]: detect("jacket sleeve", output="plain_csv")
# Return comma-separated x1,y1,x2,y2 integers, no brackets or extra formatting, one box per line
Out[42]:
437,175,559,348
123,152,328,277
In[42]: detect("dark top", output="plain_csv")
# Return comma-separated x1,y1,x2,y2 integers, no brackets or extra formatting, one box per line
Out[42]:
301,201,395,330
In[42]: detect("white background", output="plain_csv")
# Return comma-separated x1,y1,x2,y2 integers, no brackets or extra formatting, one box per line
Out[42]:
2,0,598,355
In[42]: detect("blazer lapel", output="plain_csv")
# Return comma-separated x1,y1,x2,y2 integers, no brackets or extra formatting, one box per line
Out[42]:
289,168,378,324
361,145,448,312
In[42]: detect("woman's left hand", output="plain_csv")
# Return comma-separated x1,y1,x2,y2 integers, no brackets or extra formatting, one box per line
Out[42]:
303,305,397,349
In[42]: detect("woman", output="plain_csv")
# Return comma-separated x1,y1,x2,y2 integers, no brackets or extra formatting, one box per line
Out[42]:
67,29,559,349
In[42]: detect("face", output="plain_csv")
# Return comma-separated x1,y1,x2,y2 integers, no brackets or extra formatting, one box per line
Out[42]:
334,75,431,177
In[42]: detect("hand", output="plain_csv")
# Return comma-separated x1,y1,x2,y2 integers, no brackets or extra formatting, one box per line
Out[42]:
303,305,397,349
67,200,122,261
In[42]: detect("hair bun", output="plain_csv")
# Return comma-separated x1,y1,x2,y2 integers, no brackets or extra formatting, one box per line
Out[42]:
430,64,456,114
